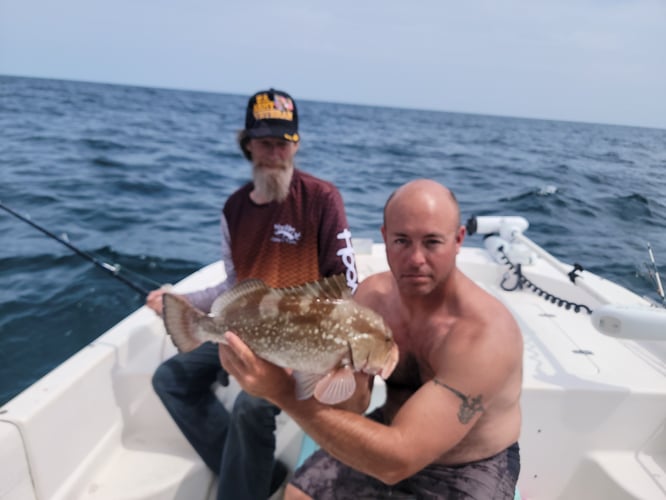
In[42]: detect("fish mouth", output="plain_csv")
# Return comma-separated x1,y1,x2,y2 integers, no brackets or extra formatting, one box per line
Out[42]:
380,344,399,379
360,344,399,379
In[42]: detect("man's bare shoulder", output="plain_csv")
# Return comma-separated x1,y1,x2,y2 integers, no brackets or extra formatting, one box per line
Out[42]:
457,273,520,336
356,271,394,294
446,307,522,364
434,274,523,380
354,272,395,308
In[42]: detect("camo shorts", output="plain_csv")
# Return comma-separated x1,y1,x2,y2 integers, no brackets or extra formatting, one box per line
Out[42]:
290,411,520,500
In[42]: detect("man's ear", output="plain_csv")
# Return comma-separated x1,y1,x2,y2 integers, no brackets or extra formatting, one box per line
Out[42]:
455,225,466,252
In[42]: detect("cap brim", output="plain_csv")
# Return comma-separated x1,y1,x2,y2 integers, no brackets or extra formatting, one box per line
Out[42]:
246,125,299,142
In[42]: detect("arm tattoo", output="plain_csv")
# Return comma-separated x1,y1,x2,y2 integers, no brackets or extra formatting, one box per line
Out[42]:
432,378,485,424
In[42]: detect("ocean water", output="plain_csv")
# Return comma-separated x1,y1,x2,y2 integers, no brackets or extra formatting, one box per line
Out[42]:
1,75,665,405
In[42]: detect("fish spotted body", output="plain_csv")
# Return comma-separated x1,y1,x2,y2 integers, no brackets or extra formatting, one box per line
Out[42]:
162,274,398,404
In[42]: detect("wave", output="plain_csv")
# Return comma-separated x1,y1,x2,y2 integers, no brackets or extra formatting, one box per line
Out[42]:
3,74,666,406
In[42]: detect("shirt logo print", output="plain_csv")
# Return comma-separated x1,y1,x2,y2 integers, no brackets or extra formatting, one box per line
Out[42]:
271,223,301,244
336,228,358,294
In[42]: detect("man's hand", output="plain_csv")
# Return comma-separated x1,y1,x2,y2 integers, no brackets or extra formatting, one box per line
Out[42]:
146,288,167,315
218,331,294,404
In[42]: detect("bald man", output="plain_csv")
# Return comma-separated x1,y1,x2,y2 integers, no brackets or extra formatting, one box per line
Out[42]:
219,179,523,499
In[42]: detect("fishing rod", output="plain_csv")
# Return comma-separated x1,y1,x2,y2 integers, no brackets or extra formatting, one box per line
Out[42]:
0,200,151,296
647,242,665,303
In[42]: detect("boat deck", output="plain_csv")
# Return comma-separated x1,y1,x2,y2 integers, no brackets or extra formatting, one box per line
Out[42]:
1,241,664,500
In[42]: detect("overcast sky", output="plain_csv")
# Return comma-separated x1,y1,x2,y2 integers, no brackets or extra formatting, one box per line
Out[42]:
1,0,664,129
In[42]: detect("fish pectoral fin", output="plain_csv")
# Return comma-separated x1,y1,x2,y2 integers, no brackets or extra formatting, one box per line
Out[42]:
313,366,356,405
292,371,325,401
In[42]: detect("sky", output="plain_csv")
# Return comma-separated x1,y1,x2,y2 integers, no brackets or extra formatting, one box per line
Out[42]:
1,0,665,129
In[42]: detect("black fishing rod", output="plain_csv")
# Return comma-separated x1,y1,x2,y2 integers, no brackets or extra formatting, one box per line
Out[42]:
0,200,151,296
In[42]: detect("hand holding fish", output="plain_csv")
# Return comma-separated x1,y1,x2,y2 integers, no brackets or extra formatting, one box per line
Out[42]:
218,331,294,404
146,289,167,315
146,284,174,315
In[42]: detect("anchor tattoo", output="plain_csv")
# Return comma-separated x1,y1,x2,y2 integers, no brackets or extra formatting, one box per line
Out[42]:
433,378,485,424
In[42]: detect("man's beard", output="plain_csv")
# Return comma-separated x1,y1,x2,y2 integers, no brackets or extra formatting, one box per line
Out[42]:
252,163,294,203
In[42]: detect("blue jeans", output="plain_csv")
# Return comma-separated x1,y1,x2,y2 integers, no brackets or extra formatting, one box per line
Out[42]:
152,342,281,500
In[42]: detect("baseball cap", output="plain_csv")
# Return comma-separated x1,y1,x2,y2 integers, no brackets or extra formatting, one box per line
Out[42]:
244,89,299,142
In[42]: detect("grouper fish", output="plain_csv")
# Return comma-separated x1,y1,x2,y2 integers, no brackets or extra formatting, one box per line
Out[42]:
162,274,399,405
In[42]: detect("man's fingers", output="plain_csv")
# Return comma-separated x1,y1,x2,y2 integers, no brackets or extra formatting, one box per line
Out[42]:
224,331,244,351
224,331,254,363
218,342,242,374
146,289,166,315
219,331,254,373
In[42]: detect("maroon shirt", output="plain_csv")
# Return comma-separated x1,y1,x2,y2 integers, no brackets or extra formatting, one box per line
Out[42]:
224,169,357,289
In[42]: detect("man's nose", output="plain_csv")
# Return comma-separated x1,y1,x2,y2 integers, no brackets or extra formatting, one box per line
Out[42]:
407,245,426,266
266,143,281,157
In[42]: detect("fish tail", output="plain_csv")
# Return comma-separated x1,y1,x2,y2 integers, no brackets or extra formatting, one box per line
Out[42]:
162,293,207,352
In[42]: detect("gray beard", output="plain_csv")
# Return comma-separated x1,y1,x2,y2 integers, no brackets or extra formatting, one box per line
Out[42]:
252,165,293,203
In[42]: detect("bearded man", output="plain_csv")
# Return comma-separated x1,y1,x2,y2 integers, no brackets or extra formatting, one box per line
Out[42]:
148,89,357,500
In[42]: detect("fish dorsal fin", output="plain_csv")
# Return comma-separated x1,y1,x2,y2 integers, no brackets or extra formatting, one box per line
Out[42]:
210,279,269,315
211,274,350,315
279,273,351,301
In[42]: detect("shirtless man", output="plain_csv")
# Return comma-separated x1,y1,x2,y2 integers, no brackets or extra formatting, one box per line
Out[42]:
220,179,523,499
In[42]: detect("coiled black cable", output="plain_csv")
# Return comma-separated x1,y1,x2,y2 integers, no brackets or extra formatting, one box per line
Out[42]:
495,242,593,314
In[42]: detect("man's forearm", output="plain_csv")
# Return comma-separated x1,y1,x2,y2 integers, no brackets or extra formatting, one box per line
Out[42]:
277,395,407,484
218,332,410,483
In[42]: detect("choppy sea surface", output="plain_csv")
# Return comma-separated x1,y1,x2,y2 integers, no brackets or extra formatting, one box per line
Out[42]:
1,75,665,405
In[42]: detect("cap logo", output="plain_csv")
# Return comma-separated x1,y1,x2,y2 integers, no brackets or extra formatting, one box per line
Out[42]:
253,93,294,122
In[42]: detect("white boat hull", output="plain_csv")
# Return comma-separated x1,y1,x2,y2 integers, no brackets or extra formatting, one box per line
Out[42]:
1,234,665,500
